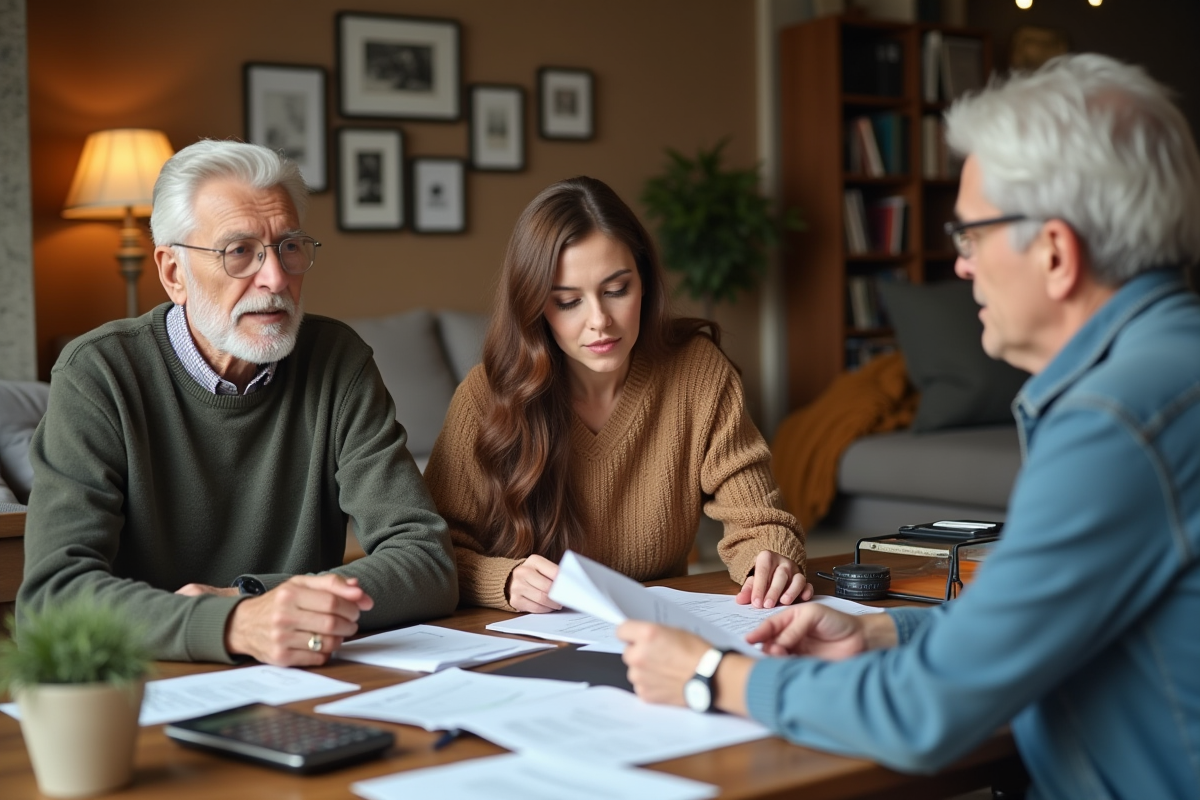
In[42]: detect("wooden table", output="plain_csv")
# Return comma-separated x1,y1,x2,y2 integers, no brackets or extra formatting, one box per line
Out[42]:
0,555,1022,799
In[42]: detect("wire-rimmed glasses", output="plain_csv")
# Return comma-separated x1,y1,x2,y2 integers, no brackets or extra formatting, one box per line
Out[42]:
171,236,320,278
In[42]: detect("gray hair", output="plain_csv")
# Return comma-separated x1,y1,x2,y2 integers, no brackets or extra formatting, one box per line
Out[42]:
149,139,309,247
945,53,1200,284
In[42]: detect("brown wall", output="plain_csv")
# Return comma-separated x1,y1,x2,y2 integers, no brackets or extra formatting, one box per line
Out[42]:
27,0,766,415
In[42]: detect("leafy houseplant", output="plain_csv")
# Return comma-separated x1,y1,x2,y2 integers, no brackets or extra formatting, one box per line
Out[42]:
641,139,804,319
1,598,150,798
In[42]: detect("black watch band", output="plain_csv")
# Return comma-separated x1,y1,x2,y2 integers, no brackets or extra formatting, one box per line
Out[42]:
231,575,266,596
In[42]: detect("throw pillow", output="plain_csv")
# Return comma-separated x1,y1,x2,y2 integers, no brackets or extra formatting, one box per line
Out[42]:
877,280,1029,432
437,310,488,384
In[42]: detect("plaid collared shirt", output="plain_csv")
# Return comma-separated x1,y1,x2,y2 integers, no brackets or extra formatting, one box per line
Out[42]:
166,304,277,396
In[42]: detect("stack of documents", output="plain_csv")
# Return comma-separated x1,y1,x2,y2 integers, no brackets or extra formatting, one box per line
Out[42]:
334,624,554,672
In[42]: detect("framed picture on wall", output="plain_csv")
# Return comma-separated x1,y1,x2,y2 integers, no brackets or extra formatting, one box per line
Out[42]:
336,128,404,231
337,12,461,121
469,84,525,171
412,158,466,233
244,63,327,191
537,67,594,140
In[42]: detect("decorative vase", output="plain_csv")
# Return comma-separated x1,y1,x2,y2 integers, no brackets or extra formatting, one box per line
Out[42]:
15,679,144,797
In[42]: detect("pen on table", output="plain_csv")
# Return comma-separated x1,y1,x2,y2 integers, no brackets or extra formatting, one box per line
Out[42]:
433,728,462,750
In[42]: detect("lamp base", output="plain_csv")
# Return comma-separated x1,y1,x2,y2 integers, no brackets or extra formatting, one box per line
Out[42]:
116,206,145,318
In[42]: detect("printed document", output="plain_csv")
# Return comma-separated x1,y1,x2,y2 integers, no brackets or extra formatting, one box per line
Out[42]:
315,667,586,730
352,752,718,800
334,624,554,672
1,665,358,726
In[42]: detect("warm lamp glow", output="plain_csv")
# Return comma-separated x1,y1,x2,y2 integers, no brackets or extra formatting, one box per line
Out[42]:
1015,0,1033,8
1088,0,1102,5
62,129,174,220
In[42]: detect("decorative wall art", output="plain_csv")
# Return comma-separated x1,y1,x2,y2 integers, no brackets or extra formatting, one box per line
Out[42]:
337,128,405,231
469,84,525,171
412,158,466,233
244,63,328,190
537,67,594,140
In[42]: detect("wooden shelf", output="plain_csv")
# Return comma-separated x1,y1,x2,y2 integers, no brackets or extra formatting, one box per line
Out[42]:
844,93,907,108
844,174,910,185
847,252,912,263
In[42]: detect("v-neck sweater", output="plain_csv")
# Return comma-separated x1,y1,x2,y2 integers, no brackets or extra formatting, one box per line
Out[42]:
425,336,806,611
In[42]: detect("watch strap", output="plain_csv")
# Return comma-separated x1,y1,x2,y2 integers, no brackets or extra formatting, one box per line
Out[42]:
695,647,727,679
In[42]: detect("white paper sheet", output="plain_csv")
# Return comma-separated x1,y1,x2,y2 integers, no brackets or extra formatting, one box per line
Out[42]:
315,667,587,730
459,685,770,766
486,609,617,645
352,752,719,800
334,624,554,672
1,665,359,726
547,552,763,657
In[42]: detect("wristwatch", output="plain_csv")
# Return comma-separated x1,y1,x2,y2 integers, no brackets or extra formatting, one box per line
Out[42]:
231,575,266,596
684,647,729,713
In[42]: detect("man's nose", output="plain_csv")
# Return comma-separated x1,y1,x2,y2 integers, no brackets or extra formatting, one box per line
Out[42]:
253,246,290,292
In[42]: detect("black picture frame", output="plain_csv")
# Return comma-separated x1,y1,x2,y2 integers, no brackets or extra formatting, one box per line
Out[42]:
336,127,405,231
469,84,526,172
411,157,466,234
244,63,328,191
337,12,461,121
537,67,594,141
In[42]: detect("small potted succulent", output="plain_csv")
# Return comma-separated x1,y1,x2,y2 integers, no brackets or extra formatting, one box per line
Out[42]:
1,597,150,797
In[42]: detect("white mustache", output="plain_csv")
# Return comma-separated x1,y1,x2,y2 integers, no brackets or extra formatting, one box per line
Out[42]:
232,293,295,323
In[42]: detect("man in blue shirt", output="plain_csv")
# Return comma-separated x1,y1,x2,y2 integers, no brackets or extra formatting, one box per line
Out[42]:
619,54,1200,800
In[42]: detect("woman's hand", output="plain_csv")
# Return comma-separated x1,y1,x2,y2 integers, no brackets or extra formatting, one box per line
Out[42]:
734,550,814,609
506,554,563,613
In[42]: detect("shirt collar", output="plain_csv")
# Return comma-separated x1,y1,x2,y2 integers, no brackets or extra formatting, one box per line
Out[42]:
1015,269,1186,421
166,303,276,396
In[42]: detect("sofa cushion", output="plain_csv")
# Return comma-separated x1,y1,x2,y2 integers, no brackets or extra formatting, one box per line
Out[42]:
838,424,1020,509
345,310,458,459
0,379,51,505
438,310,488,383
878,280,1029,432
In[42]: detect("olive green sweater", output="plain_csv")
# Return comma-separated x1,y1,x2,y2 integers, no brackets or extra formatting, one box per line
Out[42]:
20,304,457,662
425,336,806,611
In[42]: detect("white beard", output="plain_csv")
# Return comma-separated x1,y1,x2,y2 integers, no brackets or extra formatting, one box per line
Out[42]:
185,280,304,365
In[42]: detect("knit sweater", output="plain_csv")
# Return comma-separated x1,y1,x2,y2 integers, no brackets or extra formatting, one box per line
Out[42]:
20,304,457,662
424,336,806,611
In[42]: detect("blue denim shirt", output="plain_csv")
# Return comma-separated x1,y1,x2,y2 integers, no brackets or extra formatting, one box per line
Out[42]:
746,270,1200,800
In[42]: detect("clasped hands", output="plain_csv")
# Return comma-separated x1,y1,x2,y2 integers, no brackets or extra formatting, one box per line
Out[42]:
176,574,373,666
506,549,814,614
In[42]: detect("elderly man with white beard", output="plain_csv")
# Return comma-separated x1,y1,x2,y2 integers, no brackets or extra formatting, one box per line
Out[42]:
19,140,458,665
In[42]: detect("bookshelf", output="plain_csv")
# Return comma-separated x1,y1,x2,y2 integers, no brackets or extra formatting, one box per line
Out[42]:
779,15,991,407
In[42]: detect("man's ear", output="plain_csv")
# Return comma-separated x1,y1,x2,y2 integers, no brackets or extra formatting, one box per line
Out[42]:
1041,219,1086,302
155,245,189,306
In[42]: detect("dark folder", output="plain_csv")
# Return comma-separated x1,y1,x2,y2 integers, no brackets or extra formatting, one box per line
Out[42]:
484,645,633,692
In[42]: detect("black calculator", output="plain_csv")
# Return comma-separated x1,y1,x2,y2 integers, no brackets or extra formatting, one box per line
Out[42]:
165,703,394,774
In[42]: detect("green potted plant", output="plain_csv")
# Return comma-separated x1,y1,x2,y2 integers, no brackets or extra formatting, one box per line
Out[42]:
1,597,150,798
641,138,804,319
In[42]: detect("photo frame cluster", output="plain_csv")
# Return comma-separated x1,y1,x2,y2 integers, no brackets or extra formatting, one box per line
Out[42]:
242,12,597,235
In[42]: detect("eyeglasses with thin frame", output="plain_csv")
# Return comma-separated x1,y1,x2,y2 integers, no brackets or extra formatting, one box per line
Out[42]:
170,236,321,279
944,215,1028,260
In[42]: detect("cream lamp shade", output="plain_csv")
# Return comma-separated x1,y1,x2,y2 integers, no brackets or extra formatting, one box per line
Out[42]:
61,128,174,220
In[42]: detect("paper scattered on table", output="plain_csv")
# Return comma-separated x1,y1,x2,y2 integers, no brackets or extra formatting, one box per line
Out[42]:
334,624,554,672
486,608,617,645
810,594,888,616
547,551,764,657
459,684,770,765
352,752,719,800
1,665,359,726
315,667,586,730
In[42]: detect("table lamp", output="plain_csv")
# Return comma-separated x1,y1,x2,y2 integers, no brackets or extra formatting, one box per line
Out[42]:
62,129,175,318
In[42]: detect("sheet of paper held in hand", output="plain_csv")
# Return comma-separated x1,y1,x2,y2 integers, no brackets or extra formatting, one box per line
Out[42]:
486,551,885,654
352,752,719,800
1,665,358,727
315,667,587,730
333,624,554,672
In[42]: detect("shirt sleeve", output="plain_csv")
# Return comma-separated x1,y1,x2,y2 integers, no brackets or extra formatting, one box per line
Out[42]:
330,356,459,627
744,400,1186,772
700,359,807,584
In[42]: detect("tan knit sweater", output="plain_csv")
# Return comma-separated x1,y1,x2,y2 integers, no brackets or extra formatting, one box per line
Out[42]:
423,336,807,610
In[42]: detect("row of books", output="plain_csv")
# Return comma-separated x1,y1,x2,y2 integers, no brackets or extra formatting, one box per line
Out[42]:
922,31,983,103
920,115,963,179
843,190,907,255
846,113,907,177
843,37,903,97
846,267,908,330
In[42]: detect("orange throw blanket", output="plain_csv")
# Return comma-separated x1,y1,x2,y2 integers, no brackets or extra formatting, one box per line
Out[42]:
772,352,918,530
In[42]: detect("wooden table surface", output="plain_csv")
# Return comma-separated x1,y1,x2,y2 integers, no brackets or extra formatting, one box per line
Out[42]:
0,555,1021,799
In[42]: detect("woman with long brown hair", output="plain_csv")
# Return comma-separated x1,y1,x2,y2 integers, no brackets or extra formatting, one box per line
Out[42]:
423,176,809,613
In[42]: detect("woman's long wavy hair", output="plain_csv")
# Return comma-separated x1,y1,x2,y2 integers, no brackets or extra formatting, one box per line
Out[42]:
475,176,717,561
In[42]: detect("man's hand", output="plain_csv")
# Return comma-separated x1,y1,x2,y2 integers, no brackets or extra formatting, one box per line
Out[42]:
225,574,374,666
734,550,814,609
745,603,898,659
506,555,562,613
176,583,239,597
618,621,755,716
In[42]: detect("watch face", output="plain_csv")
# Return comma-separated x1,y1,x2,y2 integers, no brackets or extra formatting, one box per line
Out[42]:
684,678,712,713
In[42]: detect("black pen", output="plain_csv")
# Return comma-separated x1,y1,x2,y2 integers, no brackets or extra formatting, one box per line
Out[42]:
433,728,462,750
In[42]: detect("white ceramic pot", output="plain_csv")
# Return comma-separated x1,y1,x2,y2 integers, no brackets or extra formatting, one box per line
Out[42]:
15,679,144,798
